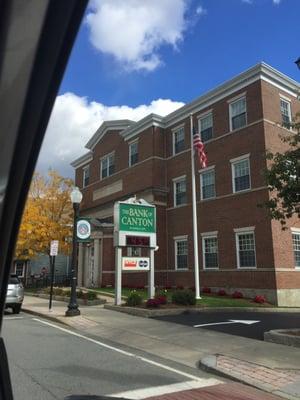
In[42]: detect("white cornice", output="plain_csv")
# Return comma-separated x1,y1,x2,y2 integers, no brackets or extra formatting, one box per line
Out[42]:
120,113,165,141
85,119,134,150
75,62,299,164
164,62,300,127
71,152,93,168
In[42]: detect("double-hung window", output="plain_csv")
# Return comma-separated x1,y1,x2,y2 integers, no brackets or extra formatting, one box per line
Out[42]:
202,233,218,269
101,153,115,179
174,236,188,270
235,227,256,268
231,155,251,193
291,229,300,268
200,167,215,200
173,127,185,155
199,113,213,142
83,165,90,188
280,98,292,128
229,96,247,131
173,176,187,207
129,140,138,166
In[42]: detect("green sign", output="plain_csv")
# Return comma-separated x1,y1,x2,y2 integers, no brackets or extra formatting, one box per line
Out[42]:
119,203,156,233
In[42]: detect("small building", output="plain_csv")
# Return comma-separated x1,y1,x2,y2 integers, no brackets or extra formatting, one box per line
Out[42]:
72,63,300,306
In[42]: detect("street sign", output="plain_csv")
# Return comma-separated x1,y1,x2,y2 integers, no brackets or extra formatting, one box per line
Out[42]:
76,219,91,242
119,203,156,233
50,240,59,256
122,257,150,271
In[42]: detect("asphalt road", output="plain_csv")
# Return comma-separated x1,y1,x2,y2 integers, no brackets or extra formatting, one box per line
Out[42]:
2,311,218,400
154,311,300,340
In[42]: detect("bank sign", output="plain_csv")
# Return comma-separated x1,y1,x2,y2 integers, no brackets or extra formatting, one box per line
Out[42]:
119,203,156,233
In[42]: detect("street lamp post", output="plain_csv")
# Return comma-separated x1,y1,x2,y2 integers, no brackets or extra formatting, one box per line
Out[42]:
65,187,83,317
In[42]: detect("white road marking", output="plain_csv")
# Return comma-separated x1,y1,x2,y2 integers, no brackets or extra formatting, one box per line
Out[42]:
33,318,223,384
193,319,260,328
109,379,222,399
4,316,24,320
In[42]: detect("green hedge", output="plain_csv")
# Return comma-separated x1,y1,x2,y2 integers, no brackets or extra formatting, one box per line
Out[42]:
171,290,196,306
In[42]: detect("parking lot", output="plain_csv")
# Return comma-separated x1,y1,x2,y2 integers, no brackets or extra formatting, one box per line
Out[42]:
154,311,300,340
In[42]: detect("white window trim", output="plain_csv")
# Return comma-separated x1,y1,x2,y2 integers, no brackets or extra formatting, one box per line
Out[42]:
235,229,257,269
174,236,188,270
229,95,247,132
100,151,115,180
280,97,292,123
200,166,216,200
291,228,300,269
202,234,219,270
198,112,213,142
14,262,25,278
173,175,186,207
201,231,218,237
172,125,185,156
230,155,251,194
234,226,255,233
129,139,138,167
82,165,89,188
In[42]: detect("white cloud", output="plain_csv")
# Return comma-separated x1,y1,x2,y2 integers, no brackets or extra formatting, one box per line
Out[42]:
85,0,194,72
37,93,184,177
241,0,253,4
273,0,281,4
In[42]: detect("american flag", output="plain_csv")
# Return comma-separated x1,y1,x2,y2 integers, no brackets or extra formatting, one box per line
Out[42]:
193,127,207,168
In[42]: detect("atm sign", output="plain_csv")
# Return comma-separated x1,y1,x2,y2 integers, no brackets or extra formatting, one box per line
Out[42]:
122,257,150,271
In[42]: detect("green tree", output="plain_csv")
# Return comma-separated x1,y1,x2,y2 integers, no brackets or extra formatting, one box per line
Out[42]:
263,113,300,228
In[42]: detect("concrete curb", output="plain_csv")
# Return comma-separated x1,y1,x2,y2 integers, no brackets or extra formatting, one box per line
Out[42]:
198,355,298,400
104,304,300,318
264,329,300,348
22,307,70,327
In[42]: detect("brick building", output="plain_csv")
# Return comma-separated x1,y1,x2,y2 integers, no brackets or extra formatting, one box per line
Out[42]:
72,62,300,306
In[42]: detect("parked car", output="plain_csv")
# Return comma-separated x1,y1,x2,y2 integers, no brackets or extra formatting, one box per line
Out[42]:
5,275,24,314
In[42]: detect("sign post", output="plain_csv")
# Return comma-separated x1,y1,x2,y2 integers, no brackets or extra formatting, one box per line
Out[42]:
49,240,59,310
114,197,157,305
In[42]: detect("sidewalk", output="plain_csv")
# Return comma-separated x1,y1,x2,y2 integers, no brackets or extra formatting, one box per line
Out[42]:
22,295,300,400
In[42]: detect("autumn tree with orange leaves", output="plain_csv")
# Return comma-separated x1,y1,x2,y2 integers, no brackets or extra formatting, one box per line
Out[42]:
15,170,74,259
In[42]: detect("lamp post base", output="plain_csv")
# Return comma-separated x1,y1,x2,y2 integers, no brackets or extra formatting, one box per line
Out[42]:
65,307,81,317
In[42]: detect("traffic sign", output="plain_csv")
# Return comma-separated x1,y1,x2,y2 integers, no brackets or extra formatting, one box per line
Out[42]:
50,240,59,256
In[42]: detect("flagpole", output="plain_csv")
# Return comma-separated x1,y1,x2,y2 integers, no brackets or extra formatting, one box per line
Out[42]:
190,114,201,299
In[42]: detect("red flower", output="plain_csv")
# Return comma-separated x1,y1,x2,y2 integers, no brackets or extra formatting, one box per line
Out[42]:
218,289,227,296
232,291,243,299
254,295,266,304
146,298,160,308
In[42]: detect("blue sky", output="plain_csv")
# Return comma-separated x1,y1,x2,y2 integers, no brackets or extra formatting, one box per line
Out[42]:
38,0,300,177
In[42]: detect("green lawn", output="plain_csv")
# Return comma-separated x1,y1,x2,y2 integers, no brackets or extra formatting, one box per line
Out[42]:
89,287,270,307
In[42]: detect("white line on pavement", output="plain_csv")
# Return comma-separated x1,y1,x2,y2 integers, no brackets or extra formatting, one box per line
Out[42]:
108,379,222,399
193,319,260,328
33,318,223,384
4,316,24,320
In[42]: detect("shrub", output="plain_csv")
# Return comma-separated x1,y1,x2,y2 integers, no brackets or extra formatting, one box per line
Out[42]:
126,291,143,307
232,291,243,299
146,298,160,308
76,289,84,298
155,295,167,305
254,295,266,304
218,289,227,296
53,288,64,296
202,287,211,294
63,289,71,297
172,290,196,306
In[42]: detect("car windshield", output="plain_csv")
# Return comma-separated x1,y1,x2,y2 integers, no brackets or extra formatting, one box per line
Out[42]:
2,2,300,400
